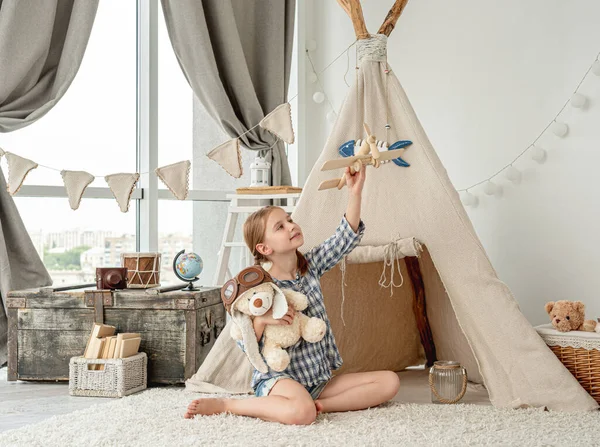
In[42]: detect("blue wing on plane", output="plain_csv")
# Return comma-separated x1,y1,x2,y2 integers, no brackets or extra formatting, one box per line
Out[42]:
338,140,355,157
337,139,413,167
389,140,412,167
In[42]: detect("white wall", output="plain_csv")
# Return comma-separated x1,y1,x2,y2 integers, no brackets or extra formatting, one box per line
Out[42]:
301,0,600,326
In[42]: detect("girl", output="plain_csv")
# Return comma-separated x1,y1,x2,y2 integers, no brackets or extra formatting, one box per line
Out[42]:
185,166,400,424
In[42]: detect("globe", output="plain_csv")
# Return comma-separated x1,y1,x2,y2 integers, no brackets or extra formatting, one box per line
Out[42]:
172,249,203,291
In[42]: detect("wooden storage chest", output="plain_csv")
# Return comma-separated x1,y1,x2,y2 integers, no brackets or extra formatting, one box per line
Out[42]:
6,286,225,384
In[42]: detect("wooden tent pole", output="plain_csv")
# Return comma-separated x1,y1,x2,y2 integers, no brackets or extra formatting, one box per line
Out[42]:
405,256,437,367
336,0,370,39
377,0,410,37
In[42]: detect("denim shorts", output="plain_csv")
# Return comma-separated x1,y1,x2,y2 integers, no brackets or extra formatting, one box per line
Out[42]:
254,375,329,400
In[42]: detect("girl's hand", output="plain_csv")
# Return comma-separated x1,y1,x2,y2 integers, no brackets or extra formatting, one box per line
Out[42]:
345,166,366,197
255,308,295,326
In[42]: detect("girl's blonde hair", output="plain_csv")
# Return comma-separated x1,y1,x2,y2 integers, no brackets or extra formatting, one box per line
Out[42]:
243,206,308,276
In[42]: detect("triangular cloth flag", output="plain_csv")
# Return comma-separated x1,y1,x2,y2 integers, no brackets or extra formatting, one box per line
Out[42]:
5,152,38,195
105,173,139,213
207,138,242,178
61,170,95,210
155,160,191,200
259,102,295,144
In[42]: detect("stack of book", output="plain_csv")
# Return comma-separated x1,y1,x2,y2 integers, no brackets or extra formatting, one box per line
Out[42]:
83,323,142,370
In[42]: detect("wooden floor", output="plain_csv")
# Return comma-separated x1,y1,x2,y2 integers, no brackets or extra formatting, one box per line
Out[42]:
0,367,110,433
0,367,490,433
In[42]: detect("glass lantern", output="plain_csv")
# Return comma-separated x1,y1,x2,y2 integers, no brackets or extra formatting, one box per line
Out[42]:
429,360,467,404
250,156,271,187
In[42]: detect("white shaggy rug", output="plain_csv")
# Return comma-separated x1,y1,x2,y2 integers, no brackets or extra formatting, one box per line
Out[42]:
1,388,599,446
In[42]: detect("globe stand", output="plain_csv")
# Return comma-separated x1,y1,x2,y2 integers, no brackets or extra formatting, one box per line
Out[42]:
173,249,204,292
182,278,201,292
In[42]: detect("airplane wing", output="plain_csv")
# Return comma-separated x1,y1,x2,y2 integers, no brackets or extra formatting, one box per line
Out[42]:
318,178,345,190
320,154,372,171
377,148,406,161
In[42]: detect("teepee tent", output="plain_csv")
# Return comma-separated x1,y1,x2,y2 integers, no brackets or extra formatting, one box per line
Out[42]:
187,0,598,411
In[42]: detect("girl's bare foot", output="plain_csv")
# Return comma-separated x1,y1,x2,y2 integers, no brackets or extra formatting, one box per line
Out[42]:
315,400,324,415
184,398,227,419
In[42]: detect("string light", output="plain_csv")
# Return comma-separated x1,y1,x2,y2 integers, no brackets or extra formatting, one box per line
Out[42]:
531,146,547,164
457,51,600,205
461,191,479,208
484,181,502,197
551,121,569,137
571,93,587,108
505,165,522,184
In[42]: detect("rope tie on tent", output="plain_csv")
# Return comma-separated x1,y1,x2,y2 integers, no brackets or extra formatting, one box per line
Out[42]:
356,34,387,63
378,239,405,296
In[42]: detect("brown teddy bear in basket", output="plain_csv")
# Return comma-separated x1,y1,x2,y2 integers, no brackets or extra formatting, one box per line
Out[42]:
544,300,597,332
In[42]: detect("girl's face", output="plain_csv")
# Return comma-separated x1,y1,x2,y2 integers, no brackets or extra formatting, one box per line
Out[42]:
257,208,304,257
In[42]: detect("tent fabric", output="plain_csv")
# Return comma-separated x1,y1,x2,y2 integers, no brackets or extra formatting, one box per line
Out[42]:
186,320,254,395
290,34,596,411
188,34,598,411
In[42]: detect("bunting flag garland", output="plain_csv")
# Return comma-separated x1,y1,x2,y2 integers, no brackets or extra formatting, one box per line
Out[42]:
154,160,191,200
105,173,140,213
207,138,243,178
0,100,295,209
0,37,362,212
259,102,295,144
61,170,95,210
5,152,38,195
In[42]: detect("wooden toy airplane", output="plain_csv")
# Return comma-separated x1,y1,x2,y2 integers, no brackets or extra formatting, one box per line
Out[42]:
318,123,412,191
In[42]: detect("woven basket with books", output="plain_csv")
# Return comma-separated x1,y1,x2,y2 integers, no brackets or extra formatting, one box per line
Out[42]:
69,322,147,397
69,352,147,398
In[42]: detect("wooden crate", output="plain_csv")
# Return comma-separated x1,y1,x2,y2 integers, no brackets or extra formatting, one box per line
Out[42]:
6,286,226,384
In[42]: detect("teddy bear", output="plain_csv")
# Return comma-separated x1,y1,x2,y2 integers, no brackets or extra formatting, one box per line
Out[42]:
544,300,597,332
221,266,326,373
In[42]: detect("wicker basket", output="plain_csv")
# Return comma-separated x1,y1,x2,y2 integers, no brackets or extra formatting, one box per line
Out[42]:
535,324,600,403
69,352,147,398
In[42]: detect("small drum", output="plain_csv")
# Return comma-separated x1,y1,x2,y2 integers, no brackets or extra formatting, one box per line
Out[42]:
121,252,161,288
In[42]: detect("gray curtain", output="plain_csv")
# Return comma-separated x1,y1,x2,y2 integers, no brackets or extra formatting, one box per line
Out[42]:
0,0,99,365
161,0,295,186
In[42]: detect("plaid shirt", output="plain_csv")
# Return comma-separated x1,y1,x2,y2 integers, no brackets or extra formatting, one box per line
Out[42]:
237,215,365,390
